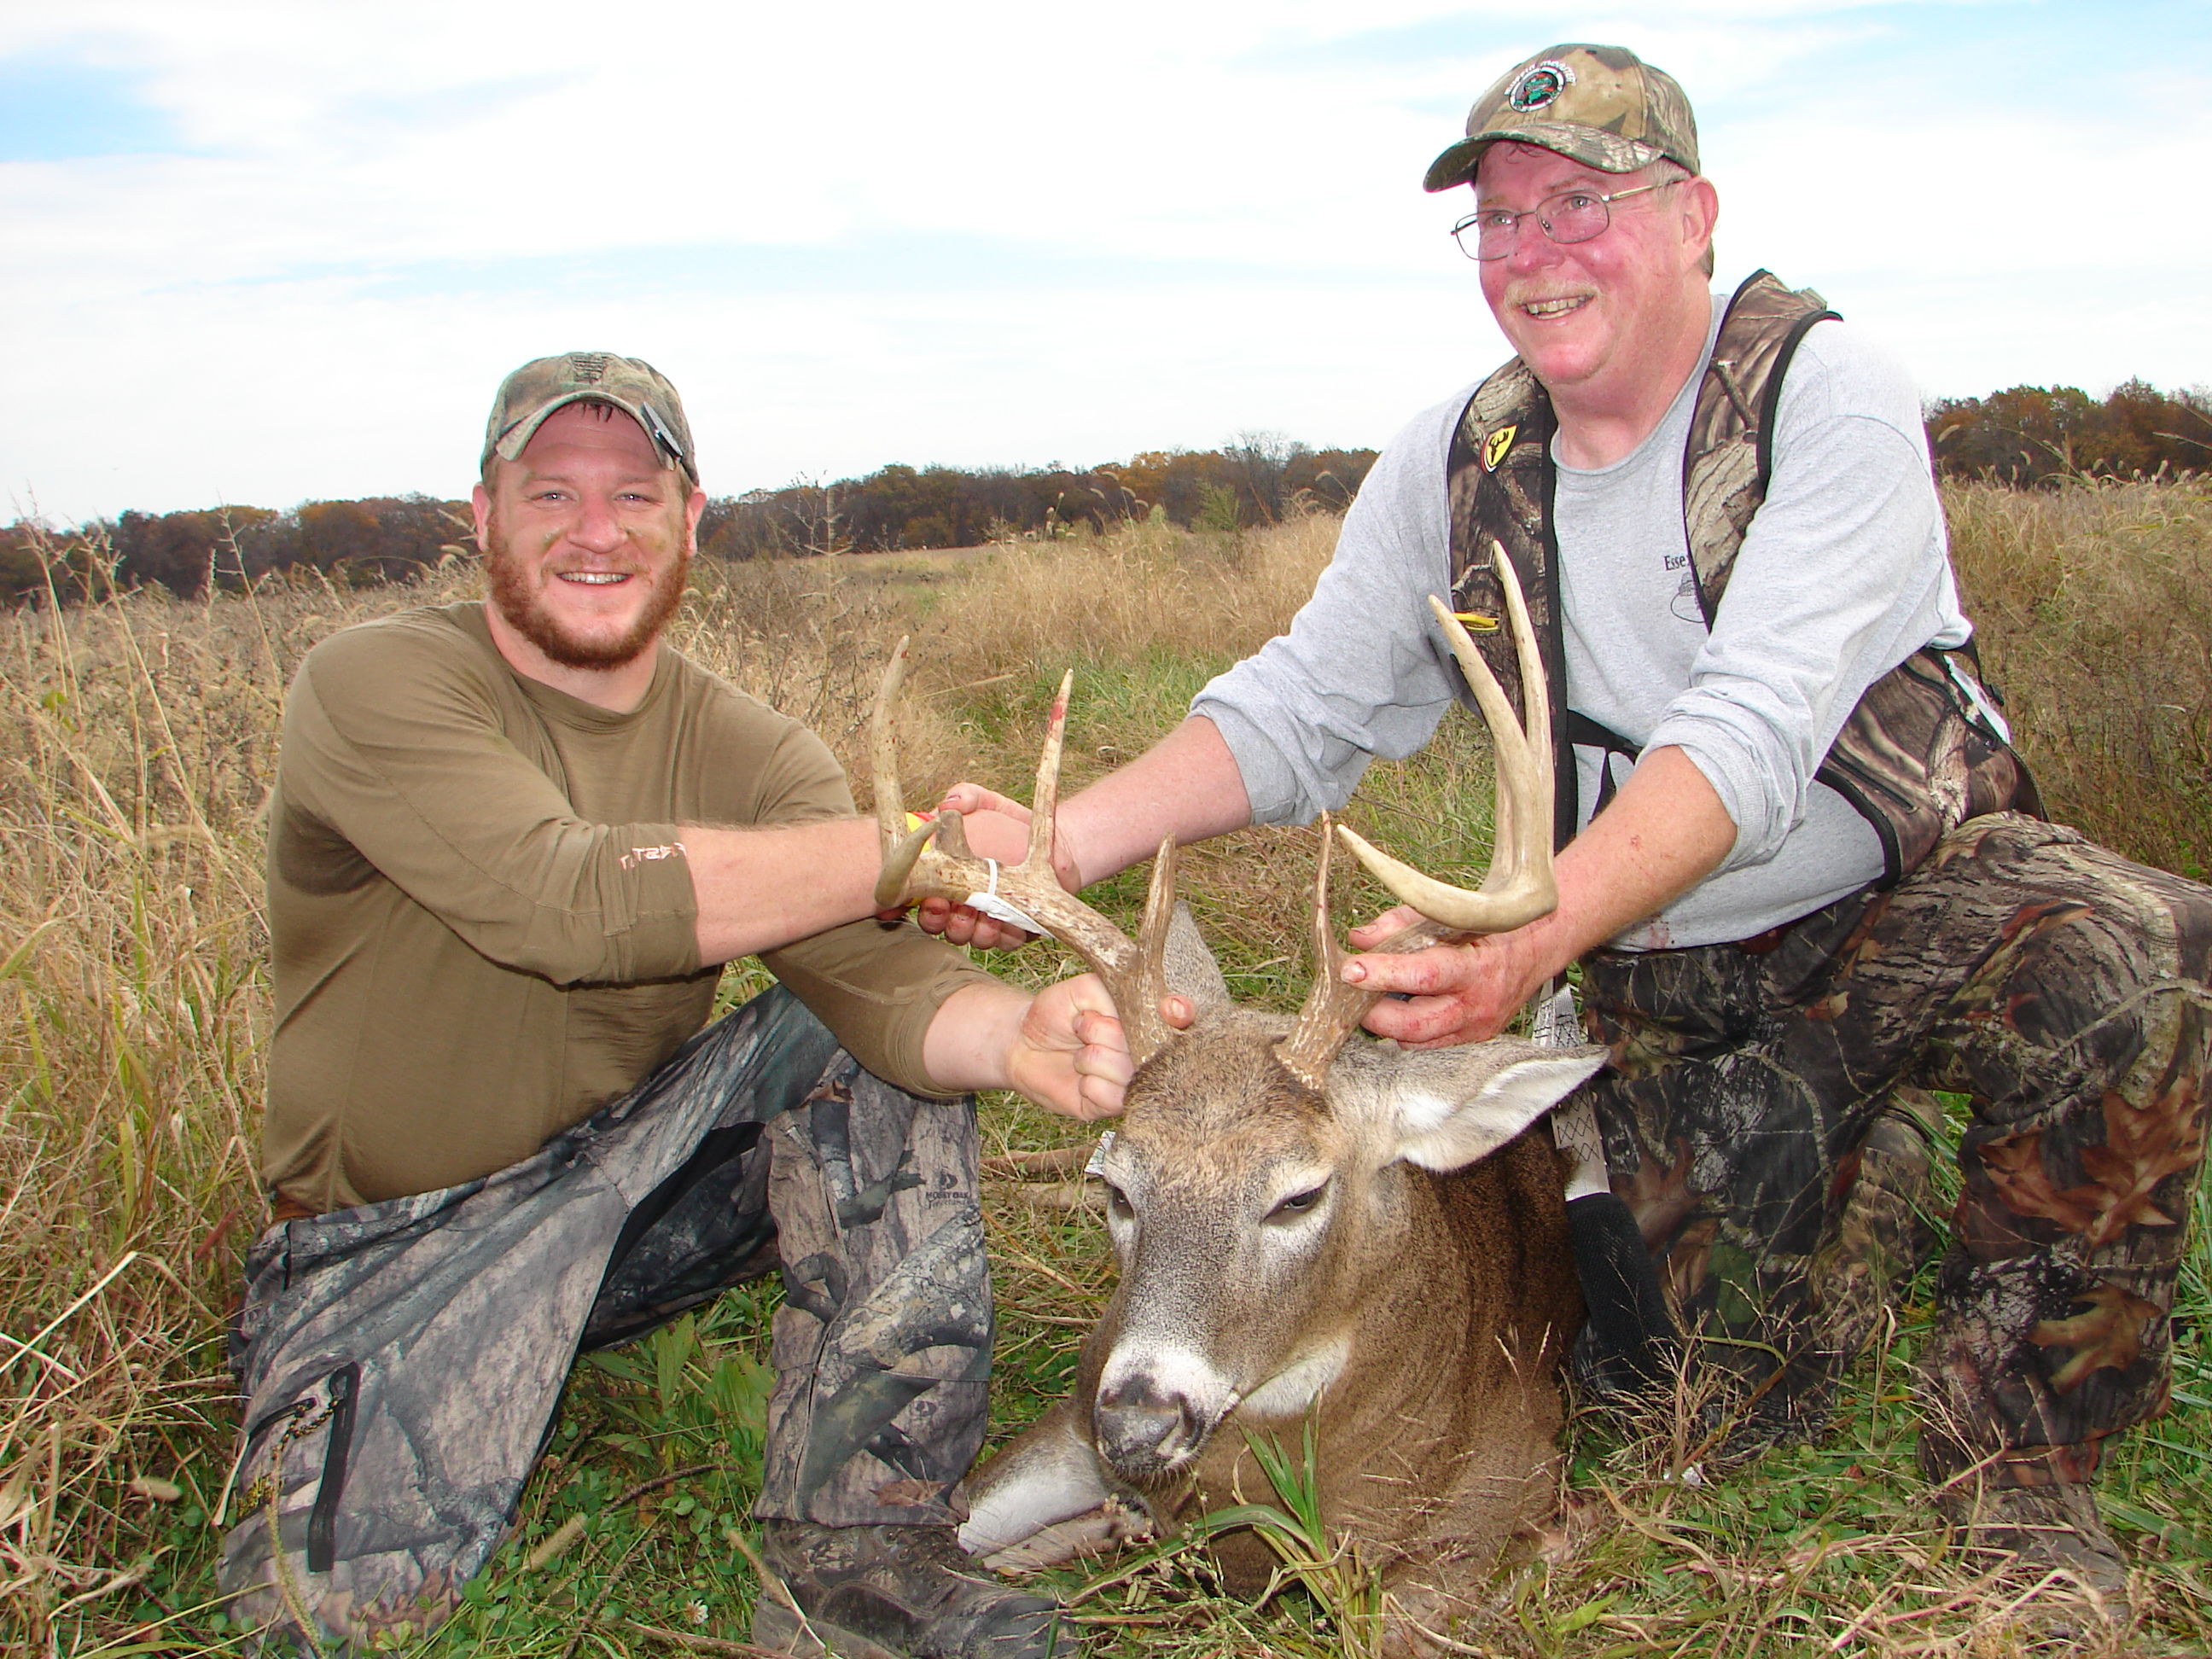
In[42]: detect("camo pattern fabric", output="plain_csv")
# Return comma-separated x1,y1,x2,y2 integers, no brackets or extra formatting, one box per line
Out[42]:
1423,42,1703,189
1575,813,2212,1475
759,1054,991,1525
218,985,990,1653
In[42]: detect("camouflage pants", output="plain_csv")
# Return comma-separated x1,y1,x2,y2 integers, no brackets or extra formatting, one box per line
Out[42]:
218,985,992,1652
1580,813,2212,1483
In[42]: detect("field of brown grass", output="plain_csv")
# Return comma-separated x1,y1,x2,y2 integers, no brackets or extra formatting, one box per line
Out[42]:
0,482,2204,1656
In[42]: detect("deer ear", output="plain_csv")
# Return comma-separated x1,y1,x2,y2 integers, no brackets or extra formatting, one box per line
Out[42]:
1162,901,1231,1016
1385,1042,1608,1173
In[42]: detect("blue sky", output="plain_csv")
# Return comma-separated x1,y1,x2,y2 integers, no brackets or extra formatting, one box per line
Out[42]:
4,0,2208,521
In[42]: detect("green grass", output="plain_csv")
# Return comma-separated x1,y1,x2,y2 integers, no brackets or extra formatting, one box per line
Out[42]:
4,495,2210,1656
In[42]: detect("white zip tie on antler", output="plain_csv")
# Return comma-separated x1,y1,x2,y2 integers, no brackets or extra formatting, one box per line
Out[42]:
963,858,1046,935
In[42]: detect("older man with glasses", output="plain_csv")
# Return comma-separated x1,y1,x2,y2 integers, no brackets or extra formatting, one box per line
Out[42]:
925,42,2211,1631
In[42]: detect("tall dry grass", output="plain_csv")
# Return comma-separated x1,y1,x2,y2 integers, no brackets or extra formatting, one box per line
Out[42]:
0,513,1341,1653
0,489,2204,1655
1947,475,2212,876
0,553,409,1650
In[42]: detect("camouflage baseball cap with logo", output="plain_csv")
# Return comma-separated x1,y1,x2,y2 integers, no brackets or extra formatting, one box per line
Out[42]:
1423,44,1700,193
481,352,699,487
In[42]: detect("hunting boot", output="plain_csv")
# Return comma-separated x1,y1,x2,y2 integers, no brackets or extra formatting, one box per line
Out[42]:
1930,1478,2132,1628
1921,1423,2133,1632
752,1520,1072,1659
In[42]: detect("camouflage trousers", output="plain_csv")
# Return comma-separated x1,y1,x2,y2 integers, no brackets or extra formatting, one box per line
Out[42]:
218,985,992,1652
1579,813,2212,1484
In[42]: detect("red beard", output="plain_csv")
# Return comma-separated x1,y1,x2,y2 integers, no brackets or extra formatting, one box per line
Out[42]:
481,519,690,672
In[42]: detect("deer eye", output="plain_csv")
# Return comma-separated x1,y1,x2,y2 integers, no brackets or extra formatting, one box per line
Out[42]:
1265,1184,1327,1224
1105,1185,1135,1223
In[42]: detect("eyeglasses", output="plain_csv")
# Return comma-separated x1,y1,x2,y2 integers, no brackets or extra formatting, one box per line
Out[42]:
1450,178,1684,261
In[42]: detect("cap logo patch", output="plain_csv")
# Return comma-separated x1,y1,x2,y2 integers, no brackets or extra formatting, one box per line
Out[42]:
1482,424,1517,471
1507,60,1575,113
567,352,611,384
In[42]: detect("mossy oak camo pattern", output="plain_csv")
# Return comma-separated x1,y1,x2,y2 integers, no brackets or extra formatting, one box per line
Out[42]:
219,987,991,1652
1442,273,2208,1474
1579,815,2212,1470
1423,42,1702,191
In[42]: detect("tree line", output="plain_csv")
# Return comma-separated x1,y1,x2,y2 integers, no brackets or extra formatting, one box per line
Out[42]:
5,381,2207,606
1926,378,2210,486
0,436,1380,605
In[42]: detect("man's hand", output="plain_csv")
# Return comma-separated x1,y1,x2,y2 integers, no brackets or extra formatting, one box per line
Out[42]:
1341,906,1560,1048
1004,973,1133,1120
906,785,1074,950
906,719,1255,949
923,976,1132,1120
1334,746,1739,1048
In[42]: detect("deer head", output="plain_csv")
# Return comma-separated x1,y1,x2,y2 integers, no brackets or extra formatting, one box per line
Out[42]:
874,548,1604,1479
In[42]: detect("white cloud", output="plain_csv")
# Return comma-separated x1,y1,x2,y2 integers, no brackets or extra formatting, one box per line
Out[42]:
4,0,2207,520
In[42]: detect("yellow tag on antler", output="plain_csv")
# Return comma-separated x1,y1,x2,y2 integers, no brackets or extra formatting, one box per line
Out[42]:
1453,611,1500,632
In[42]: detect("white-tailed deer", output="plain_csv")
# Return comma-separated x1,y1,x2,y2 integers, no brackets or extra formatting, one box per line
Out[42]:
871,554,1606,1645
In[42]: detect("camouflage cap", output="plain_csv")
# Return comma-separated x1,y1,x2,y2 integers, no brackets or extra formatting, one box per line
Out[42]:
481,352,699,487
1423,44,1700,193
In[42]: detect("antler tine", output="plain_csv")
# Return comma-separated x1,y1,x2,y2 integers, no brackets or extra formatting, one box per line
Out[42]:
1115,836,1181,1063
1278,551,1561,1084
871,637,942,909
1278,816,1361,1086
870,646,1182,1069
1277,816,1458,1088
1493,539,1551,783
1329,553,1556,934
1021,670,1074,882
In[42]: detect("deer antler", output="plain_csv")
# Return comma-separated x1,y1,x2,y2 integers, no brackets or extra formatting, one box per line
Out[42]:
872,639,1179,1067
1276,544,1557,1087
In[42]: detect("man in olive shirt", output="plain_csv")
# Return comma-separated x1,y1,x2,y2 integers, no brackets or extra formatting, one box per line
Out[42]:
221,353,1126,1658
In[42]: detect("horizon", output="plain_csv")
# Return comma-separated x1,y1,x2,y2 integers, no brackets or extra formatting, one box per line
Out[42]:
6,0,2209,524
16,375,2207,531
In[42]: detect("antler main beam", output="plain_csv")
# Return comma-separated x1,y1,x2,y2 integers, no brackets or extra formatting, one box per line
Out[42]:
871,639,1178,1067
1276,546,1557,1087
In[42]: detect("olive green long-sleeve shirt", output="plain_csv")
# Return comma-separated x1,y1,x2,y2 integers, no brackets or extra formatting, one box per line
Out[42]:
263,602,988,1211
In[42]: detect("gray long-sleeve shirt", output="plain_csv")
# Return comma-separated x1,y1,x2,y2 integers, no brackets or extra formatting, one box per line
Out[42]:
1194,295,1971,951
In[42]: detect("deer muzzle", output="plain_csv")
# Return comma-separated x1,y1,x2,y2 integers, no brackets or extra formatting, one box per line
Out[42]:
1092,1365,1225,1476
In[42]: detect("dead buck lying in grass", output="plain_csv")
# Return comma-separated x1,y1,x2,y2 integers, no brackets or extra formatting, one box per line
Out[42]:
871,557,1607,1645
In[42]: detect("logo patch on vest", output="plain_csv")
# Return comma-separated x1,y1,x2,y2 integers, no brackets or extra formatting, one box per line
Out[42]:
1481,424,1517,472
1507,61,1575,113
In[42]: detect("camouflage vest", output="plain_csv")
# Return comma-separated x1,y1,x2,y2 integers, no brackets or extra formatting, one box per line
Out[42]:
1446,269,2039,888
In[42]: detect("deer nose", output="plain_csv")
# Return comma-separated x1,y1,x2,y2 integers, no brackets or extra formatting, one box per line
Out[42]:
1094,1375,1208,1475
